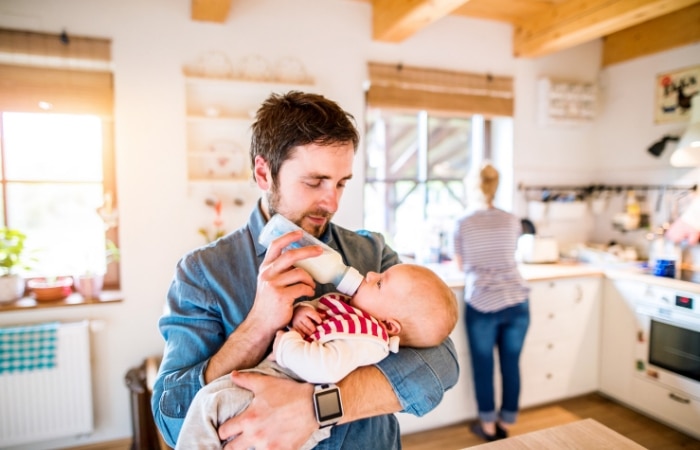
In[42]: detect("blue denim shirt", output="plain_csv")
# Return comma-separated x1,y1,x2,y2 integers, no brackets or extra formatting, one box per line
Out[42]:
152,203,459,448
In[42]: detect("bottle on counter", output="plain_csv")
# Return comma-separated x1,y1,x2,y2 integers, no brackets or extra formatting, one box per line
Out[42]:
258,214,364,295
649,233,682,279
625,190,641,231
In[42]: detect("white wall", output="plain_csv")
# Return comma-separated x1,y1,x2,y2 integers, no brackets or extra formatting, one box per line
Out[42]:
0,0,696,447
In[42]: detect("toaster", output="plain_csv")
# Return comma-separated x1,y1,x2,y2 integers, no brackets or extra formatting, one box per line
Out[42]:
517,234,559,263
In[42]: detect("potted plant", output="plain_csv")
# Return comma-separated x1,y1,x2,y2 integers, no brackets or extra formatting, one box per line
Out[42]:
73,239,120,299
0,227,34,303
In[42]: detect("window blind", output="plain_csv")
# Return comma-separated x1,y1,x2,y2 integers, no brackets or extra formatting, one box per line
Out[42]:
366,62,513,117
0,29,113,115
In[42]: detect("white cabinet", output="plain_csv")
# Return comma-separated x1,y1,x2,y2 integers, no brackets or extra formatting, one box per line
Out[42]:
631,377,700,439
184,76,315,183
520,277,602,407
599,279,641,404
397,286,478,434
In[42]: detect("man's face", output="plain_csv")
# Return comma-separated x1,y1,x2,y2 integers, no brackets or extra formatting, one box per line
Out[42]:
263,142,355,238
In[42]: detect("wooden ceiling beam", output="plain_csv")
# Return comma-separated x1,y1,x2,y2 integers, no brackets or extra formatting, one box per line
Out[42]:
513,0,700,58
191,0,232,23
602,3,700,66
372,0,471,42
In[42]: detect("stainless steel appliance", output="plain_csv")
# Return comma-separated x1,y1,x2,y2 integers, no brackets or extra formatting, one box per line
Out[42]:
634,287,700,402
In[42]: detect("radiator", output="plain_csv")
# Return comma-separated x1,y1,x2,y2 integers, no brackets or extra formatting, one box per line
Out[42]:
0,320,93,447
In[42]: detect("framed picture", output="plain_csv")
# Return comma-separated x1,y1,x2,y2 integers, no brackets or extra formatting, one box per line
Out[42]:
655,65,700,124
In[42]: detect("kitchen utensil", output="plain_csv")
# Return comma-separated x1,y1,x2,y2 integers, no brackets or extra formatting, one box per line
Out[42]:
521,218,536,235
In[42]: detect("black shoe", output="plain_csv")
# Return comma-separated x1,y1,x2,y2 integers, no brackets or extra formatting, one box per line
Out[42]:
470,423,498,442
495,423,508,439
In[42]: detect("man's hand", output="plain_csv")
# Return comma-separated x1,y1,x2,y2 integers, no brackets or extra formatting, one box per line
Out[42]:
205,230,323,382
219,371,317,450
249,230,323,335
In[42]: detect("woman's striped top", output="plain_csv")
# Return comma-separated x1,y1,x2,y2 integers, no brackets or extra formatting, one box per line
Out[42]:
453,208,530,312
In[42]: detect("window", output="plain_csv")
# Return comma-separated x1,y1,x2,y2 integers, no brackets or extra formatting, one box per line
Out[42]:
0,29,118,289
363,63,514,262
0,112,118,284
364,109,486,261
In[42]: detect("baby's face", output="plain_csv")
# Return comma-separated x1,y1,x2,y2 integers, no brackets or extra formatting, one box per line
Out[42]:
349,265,409,320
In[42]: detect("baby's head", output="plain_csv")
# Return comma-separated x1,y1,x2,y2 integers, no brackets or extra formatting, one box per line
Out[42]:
350,264,458,347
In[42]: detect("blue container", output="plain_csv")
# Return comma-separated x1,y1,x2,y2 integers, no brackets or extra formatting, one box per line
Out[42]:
653,259,676,278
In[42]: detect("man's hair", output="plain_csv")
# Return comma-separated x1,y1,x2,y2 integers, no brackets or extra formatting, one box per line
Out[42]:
249,91,360,183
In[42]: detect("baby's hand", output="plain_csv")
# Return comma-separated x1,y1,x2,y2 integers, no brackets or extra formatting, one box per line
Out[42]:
291,306,324,337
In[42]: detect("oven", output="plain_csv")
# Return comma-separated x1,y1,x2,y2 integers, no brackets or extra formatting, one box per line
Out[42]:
634,288,700,401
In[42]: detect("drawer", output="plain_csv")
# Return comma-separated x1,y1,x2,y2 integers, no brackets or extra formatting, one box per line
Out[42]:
631,377,700,440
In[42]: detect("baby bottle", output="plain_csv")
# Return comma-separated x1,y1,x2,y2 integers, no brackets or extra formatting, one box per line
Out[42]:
258,214,364,295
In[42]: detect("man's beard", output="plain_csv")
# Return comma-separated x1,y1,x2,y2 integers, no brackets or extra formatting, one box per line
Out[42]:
266,186,332,238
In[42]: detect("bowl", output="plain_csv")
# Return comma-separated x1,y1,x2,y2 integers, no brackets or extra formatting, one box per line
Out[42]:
27,277,74,302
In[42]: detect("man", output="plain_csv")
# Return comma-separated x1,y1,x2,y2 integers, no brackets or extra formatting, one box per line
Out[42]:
152,91,459,449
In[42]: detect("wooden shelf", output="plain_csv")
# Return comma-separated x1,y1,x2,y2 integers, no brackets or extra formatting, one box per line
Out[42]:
0,290,123,312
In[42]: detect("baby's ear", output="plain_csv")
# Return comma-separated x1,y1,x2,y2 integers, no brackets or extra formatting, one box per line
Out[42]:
383,319,402,336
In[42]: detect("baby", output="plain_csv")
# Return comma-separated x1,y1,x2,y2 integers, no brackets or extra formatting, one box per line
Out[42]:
175,263,457,450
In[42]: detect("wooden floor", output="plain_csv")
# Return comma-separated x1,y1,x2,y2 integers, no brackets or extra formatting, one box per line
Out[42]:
401,393,700,450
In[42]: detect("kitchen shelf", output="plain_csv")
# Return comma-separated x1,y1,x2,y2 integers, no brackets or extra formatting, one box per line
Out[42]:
184,74,316,183
538,77,597,125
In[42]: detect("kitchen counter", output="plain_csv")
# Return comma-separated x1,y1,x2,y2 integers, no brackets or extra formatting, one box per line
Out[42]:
426,261,700,294
466,418,645,450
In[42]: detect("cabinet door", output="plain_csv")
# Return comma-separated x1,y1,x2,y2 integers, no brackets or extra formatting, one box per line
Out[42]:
631,377,700,440
599,279,640,404
397,287,478,434
521,277,602,407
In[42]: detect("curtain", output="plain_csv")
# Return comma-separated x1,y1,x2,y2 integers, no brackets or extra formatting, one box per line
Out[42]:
0,29,113,115
366,62,513,117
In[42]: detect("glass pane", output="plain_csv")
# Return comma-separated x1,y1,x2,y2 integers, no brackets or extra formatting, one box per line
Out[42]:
7,183,106,276
365,110,419,181
427,116,471,179
3,112,103,182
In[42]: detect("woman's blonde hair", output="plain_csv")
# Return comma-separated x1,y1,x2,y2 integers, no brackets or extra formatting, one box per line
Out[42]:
466,161,500,207
479,162,499,205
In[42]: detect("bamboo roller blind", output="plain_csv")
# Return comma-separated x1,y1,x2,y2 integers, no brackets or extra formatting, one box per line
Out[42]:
0,29,113,115
366,62,513,117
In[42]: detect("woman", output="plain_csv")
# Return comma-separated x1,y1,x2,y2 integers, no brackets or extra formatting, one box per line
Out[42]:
453,162,530,442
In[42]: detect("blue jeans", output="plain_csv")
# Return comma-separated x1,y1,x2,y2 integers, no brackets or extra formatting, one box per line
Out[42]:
465,301,530,424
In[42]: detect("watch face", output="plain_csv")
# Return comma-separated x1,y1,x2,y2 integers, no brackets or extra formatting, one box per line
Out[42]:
315,387,343,424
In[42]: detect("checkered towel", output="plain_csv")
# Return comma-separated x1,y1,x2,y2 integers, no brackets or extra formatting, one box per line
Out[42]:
0,322,58,374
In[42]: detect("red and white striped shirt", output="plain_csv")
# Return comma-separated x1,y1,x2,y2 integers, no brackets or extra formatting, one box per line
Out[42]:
306,293,389,344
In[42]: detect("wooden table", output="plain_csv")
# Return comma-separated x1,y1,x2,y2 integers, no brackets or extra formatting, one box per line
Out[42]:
466,418,647,449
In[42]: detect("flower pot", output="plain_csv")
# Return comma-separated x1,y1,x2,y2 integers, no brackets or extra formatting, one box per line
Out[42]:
74,274,104,300
0,274,25,303
27,276,73,302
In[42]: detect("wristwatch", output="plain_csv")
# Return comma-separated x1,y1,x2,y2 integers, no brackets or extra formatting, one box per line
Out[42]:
313,383,343,428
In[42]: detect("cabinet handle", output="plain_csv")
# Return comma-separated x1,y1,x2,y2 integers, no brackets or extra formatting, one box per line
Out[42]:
669,392,691,404
546,373,553,379
574,284,582,303
548,313,555,319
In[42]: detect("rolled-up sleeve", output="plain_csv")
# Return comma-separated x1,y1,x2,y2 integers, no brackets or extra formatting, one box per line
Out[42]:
375,337,459,416
151,253,234,448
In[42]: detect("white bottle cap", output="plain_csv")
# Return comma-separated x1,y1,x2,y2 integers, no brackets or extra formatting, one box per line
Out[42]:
336,266,363,296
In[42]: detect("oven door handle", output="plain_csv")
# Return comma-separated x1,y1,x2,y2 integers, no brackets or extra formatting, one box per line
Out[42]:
669,392,691,404
635,305,700,331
